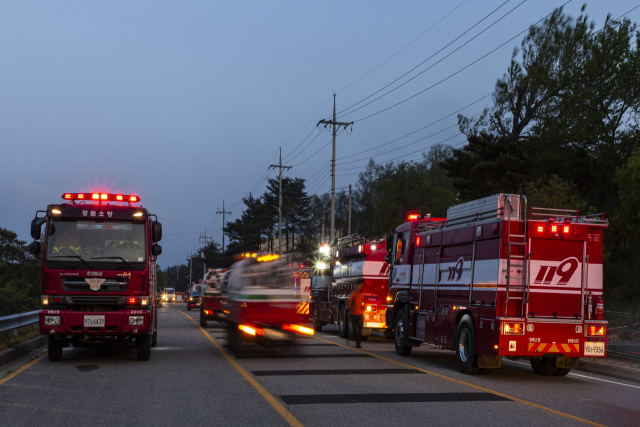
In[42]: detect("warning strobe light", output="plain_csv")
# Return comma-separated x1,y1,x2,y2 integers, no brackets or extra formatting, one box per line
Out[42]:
537,226,544,232
503,322,524,335
62,193,141,203
551,225,558,233
563,226,570,233
416,236,421,246
407,213,420,221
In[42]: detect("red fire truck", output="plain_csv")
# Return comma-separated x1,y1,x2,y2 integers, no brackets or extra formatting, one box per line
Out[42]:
386,194,608,376
310,235,393,340
200,268,229,327
29,192,163,361
224,253,313,352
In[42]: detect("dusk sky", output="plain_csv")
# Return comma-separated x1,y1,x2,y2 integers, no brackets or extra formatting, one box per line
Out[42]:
1,1,637,268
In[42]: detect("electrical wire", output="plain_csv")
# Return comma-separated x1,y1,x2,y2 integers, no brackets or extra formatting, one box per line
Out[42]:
350,0,574,123
336,0,469,95
335,0,520,118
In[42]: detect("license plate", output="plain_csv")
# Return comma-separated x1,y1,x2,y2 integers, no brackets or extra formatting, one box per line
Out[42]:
365,322,383,328
584,341,605,356
84,315,105,327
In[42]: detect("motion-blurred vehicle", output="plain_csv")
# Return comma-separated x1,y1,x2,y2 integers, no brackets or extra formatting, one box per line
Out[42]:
29,191,163,362
200,269,229,327
176,292,184,302
224,253,314,352
186,290,201,311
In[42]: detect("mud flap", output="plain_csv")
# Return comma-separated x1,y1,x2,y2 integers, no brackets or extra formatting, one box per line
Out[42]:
477,355,502,369
555,356,579,369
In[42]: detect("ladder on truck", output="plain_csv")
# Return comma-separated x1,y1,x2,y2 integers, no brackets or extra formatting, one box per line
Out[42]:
504,195,529,318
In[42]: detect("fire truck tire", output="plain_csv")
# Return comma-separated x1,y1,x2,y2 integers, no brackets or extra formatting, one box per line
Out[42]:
338,307,348,338
48,336,63,361
137,334,152,361
554,368,571,376
200,309,207,327
313,305,323,332
384,329,394,340
151,330,158,348
394,309,412,356
455,315,479,374
530,356,557,376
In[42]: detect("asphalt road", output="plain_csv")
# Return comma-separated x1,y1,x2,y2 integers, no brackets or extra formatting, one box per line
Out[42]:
1,304,638,427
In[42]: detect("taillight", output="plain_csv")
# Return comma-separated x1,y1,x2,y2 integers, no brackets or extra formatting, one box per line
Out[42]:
283,324,314,335
587,326,606,336
503,323,524,335
239,324,264,336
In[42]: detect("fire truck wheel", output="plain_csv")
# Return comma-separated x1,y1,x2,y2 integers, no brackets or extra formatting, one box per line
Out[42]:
313,305,323,332
338,307,348,338
137,334,152,361
530,356,557,376
554,368,571,376
151,330,158,348
456,315,479,374
200,309,207,327
384,329,394,340
394,309,412,356
48,336,63,361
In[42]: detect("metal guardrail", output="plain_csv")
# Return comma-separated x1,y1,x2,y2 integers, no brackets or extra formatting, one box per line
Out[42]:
0,311,40,334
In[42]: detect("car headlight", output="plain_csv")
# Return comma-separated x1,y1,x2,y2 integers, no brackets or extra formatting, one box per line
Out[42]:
189,297,193,301
44,316,60,326
129,316,144,326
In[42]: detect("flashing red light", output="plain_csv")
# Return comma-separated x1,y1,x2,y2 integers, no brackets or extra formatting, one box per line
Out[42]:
61,193,140,203
563,226,570,234
551,225,558,233
116,195,124,201
100,194,108,200
92,193,99,200
128,297,137,305
63,193,72,200
129,196,139,202
407,213,420,221
537,226,544,232
77,193,85,199
416,236,421,246
573,228,582,236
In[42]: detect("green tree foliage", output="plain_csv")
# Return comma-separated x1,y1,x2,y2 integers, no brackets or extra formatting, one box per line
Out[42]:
0,228,41,316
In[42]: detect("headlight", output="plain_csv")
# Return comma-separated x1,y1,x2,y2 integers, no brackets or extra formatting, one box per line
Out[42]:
140,297,149,306
129,316,144,326
162,295,167,300
44,316,60,326
189,297,193,301
41,295,49,305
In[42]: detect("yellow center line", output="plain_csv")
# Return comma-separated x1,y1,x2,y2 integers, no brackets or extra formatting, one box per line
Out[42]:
175,309,304,427
313,335,606,427
0,354,47,386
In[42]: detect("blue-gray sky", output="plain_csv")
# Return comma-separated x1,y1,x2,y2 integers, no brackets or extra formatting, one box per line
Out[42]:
1,1,637,267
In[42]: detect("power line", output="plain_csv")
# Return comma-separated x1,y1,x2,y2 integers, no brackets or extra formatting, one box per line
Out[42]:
284,128,324,162
335,0,520,118
350,0,574,123
335,0,469,94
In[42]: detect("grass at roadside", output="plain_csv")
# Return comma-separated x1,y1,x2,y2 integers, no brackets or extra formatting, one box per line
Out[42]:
0,324,41,352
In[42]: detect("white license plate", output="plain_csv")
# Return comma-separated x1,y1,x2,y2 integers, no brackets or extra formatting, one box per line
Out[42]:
584,341,605,356
365,322,383,328
84,315,105,327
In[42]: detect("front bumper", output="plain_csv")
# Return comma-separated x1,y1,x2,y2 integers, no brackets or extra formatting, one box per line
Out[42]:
40,309,151,336
498,318,607,358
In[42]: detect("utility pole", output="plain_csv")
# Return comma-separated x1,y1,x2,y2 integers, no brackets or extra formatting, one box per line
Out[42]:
176,259,179,287
348,184,352,236
318,94,353,244
269,148,292,255
189,249,192,285
322,212,325,244
216,200,231,253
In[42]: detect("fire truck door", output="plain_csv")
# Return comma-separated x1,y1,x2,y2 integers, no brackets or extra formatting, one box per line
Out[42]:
391,228,412,290
528,239,584,318
420,247,438,344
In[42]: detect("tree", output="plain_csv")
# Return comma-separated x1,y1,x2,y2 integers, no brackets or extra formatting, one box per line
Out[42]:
0,228,41,316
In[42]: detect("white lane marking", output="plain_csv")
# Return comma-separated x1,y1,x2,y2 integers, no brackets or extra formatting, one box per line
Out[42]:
505,360,640,390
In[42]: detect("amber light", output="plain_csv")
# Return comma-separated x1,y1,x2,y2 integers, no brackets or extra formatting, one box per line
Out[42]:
239,324,264,336
503,322,524,335
283,324,314,336
587,326,605,336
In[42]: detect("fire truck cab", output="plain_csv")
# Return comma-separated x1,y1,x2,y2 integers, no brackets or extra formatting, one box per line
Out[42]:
310,235,392,340
29,192,163,361
386,194,608,376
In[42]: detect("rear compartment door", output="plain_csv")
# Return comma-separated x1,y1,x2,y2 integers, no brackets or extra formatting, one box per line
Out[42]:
528,239,584,318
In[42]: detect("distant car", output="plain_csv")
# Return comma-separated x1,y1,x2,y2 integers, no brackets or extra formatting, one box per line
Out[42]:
186,291,201,311
163,288,176,303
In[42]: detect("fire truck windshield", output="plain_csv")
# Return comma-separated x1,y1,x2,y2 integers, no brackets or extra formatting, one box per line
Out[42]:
45,219,146,266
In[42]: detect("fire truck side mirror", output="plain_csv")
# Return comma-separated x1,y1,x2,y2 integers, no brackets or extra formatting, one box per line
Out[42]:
29,241,41,255
151,243,163,256
31,218,41,240
152,222,163,242
385,235,394,252
384,253,392,265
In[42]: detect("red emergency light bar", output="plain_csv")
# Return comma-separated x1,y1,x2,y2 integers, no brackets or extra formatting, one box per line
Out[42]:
62,193,140,203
